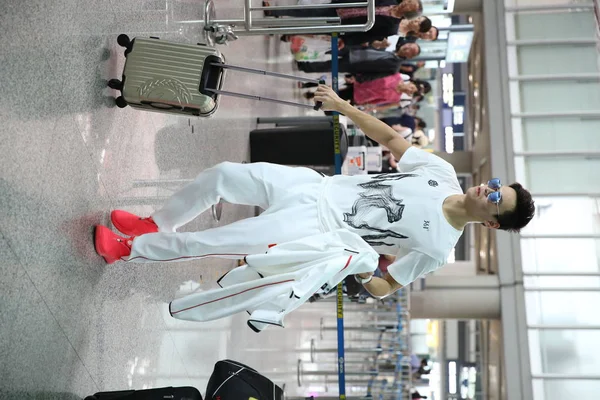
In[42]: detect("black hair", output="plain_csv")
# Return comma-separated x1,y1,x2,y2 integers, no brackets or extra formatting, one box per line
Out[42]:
412,79,431,94
417,119,427,129
419,17,432,33
496,183,536,233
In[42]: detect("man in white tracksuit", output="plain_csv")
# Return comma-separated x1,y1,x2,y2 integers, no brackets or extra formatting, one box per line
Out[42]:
94,85,535,298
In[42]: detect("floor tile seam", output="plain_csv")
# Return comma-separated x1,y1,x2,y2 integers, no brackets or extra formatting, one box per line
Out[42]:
151,302,193,378
0,225,101,391
2,115,104,390
36,115,118,216
56,112,119,211
166,327,193,378
0,226,30,282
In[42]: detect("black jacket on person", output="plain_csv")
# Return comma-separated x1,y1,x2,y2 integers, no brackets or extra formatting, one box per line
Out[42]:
335,0,403,46
340,17,401,46
347,47,406,82
380,115,416,131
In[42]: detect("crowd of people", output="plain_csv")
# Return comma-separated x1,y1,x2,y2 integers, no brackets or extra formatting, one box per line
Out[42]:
268,0,437,171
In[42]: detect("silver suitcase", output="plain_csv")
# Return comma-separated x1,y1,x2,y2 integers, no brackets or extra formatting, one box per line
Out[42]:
108,35,323,118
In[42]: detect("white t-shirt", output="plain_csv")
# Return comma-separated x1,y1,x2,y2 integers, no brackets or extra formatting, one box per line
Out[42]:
318,147,464,286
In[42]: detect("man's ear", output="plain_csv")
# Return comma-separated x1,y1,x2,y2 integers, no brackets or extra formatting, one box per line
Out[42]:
483,220,500,229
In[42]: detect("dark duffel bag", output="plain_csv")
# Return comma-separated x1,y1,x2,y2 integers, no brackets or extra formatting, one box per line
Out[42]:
205,359,283,400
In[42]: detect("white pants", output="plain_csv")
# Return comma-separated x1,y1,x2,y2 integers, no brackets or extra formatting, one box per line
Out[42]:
126,162,327,263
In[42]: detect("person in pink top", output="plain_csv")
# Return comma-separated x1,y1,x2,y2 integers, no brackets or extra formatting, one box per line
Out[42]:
353,72,410,106
304,74,431,109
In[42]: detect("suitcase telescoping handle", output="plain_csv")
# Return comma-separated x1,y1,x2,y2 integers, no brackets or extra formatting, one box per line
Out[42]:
208,63,324,111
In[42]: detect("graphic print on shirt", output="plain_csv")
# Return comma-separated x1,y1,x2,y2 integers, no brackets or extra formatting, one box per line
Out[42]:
343,173,418,247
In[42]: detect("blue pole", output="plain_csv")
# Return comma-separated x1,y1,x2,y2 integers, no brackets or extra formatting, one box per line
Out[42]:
330,32,345,400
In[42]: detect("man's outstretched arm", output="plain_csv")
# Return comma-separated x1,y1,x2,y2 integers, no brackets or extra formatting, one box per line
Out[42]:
314,85,412,161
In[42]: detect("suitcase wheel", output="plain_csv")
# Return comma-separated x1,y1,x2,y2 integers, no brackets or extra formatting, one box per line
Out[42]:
117,34,130,48
107,79,123,91
115,96,128,108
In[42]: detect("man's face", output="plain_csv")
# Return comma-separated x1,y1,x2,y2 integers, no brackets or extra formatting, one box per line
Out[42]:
398,43,420,59
420,27,438,41
464,181,518,228
390,0,420,18
390,5,405,18
406,16,427,33
397,82,419,95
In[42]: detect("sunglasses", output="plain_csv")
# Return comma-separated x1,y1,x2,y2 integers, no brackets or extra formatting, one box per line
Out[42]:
485,178,502,215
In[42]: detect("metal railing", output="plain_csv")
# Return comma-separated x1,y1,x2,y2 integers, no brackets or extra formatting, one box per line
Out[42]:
176,0,376,45
292,289,414,400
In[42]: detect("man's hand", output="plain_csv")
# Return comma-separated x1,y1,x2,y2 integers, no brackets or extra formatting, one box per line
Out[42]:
357,272,374,280
358,273,403,298
314,85,348,112
372,39,390,49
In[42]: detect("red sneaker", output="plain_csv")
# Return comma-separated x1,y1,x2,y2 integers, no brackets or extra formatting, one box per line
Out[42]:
111,210,159,237
94,225,133,264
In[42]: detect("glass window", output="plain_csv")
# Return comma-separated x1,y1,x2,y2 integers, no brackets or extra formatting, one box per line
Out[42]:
421,0,450,14
521,159,600,194
517,44,599,75
418,40,451,59
515,10,596,40
528,329,600,374
521,238,600,273
521,196,600,235
519,117,600,152
525,291,600,326
519,80,600,114
525,276,600,289
533,379,600,400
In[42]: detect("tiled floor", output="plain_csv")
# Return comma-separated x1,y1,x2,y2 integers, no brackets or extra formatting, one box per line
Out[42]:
0,1,354,398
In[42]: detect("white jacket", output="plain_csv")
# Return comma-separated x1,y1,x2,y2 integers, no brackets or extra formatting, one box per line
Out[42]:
168,229,379,332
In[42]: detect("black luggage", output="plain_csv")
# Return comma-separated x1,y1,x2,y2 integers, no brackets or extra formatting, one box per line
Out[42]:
85,360,281,400
250,123,348,166
205,359,284,400
85,386,201,400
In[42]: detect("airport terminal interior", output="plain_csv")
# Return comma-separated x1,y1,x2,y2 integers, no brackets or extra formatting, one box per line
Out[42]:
1,0,599,399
